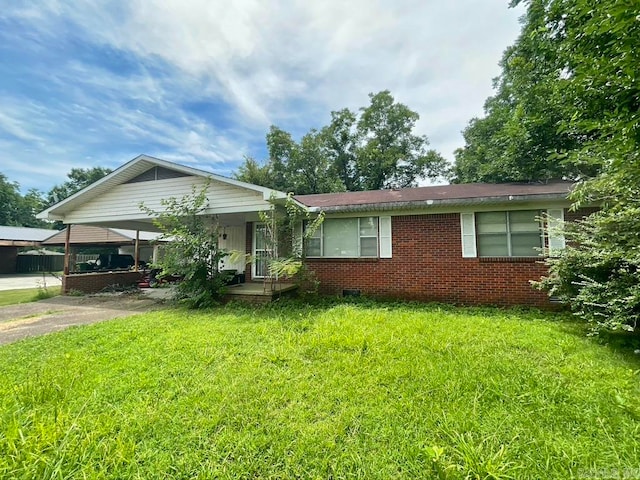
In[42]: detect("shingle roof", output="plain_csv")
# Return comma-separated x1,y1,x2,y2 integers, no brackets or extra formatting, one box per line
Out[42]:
295,181,574,212
42,225,162,245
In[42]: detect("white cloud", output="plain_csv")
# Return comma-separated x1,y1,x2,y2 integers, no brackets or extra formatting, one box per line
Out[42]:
1,0,524,192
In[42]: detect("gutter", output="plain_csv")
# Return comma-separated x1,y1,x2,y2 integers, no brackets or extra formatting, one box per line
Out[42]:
301,193,570,214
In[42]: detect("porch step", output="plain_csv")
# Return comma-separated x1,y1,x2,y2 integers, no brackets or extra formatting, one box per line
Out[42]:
223,282,297,304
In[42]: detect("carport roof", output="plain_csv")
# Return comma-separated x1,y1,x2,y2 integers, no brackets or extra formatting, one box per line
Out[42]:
42,225,163,246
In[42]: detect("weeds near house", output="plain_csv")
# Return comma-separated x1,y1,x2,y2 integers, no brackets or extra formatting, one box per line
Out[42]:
0,301,639,479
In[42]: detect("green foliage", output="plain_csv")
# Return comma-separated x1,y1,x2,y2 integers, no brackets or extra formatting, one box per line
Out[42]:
536,210,640,334
451,0,602,183
0,174,48,227
45,167,112,207
523,0,640,332
257,193,324,293
236,90,447,193
454,0,640,333
0,287,61,307
140,183,228,308
1,303,639,478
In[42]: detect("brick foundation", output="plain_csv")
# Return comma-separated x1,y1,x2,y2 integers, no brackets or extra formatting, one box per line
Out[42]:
306,213,554,307
62,271,143,294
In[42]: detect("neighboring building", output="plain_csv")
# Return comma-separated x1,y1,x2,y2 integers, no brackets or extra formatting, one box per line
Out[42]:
37,155,577,306
0,226,57,274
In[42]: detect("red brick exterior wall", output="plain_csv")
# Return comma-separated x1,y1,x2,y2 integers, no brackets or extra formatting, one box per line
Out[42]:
306,213,554,307
62,271,143,294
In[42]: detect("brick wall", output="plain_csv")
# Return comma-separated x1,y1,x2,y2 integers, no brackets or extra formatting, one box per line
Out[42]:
0,247,18,274
63,271,143,294
306,213,555,307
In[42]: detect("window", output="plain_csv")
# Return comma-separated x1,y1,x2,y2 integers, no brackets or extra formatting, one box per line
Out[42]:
306,217,381,258
476,210,543,257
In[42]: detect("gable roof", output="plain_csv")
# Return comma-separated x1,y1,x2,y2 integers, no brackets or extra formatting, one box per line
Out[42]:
37,154,287,221
41,225,163,246
295,181,574,213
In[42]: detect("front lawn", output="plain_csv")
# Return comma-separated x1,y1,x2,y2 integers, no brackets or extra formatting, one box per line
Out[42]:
0,301,638,479
0,287,60,307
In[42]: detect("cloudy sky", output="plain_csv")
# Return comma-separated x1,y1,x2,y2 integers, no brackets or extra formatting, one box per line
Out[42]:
0,1,524,193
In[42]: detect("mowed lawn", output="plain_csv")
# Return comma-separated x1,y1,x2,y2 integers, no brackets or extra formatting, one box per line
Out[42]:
0,287,60,307
0,302,639,479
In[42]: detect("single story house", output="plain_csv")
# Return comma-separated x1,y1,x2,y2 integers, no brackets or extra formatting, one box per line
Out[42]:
37,155,578,306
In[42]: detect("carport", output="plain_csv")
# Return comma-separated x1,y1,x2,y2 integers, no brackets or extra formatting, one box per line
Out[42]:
36,155,287,294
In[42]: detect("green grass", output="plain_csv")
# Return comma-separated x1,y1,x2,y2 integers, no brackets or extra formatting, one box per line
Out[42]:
0,287,60,307
1,301,639,479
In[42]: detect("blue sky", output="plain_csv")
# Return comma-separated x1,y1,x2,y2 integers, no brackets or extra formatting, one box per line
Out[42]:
0,1,523,194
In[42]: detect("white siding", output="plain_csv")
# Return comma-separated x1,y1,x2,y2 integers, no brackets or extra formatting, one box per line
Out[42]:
218,225,247,273
64,177,270,224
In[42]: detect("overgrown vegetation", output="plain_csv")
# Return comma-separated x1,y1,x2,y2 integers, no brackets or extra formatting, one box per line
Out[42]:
0,301,638,479
251,193,324,296
141,183,229,308
453,0,640,335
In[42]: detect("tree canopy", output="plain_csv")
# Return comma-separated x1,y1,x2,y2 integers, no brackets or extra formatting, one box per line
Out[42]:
44,167,112,207
497,0,640,332
0,167,112,228
451,0,606,183
236,91,447,193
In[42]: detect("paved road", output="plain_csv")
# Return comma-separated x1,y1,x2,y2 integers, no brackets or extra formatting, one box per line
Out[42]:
0,293,164,346
0,274,62,291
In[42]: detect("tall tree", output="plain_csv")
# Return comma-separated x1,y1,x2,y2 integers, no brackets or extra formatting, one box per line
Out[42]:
236,91,446,193
451,0,600,183
45,167,112,207
0,173,24,226
0,174,47,227
515,0,640,332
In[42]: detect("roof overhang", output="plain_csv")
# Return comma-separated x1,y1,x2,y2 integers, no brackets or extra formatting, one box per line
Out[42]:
37,154,288,222
302,192,571,214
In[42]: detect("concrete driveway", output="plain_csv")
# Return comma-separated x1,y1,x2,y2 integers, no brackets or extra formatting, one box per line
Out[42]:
0,293,165,346
0,273,62,291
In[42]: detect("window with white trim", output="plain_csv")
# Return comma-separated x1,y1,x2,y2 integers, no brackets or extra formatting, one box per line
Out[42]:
306,217,386,258
476,210,543,257
460,209,565,258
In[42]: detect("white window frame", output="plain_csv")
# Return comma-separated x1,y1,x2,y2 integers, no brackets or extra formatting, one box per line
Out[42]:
306,216,390,259
460,209,565,258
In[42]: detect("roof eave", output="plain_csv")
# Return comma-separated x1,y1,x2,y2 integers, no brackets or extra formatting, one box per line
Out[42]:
308,193,571,214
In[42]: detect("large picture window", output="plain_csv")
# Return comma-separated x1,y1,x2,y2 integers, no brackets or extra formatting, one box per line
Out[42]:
476,210,543,257
307,217,379,258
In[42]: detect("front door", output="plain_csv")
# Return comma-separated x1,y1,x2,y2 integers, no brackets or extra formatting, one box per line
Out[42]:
252,223,272,279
